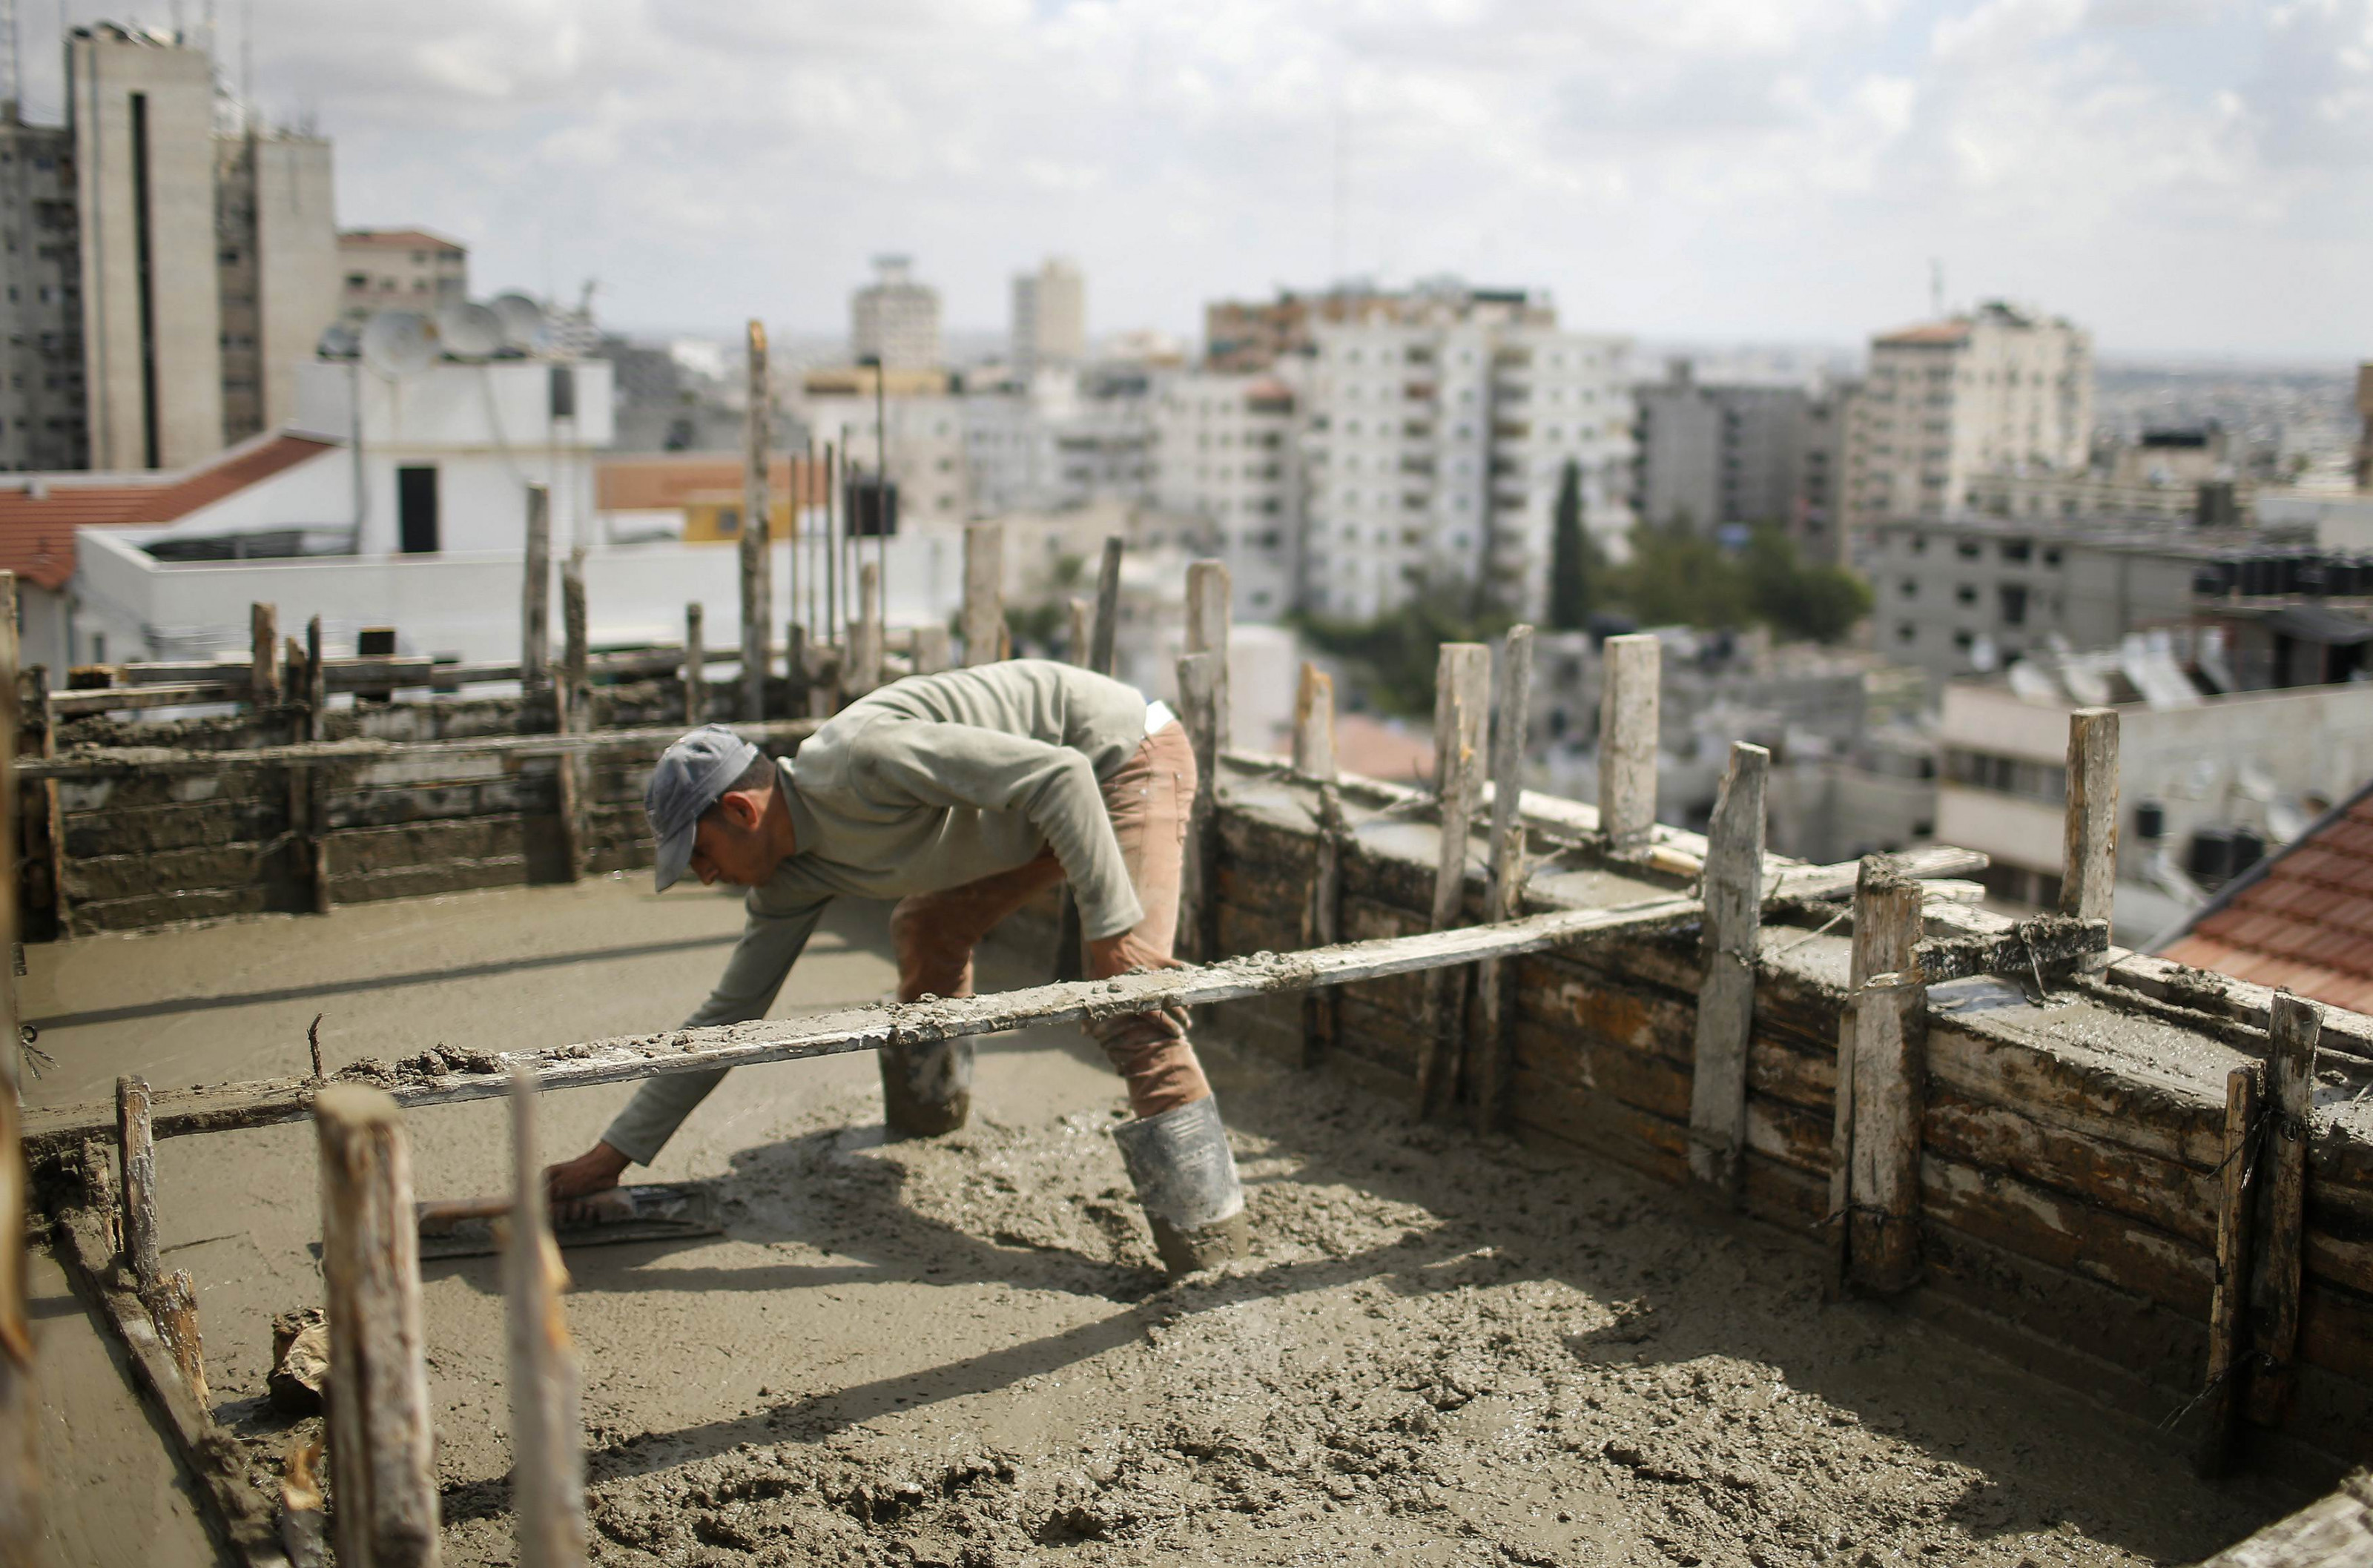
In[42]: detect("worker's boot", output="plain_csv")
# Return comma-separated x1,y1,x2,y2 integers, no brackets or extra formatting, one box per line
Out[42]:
1112,1095,1249,1277
879,1036,972,1137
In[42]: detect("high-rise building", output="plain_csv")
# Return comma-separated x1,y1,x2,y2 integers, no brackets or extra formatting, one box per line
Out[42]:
799,365,969,526
1010,257,1084,380
1632,358,1855,561
850,254,941,371
65,24,340,469
1149,373,1303,619
1301,282,1633,621
1201,281,1536,374
337,228,467,325
0,107,86,471
1845,300,2093,536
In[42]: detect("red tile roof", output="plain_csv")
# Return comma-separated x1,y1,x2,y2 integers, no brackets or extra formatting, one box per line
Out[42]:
1875,321,1972,347
0,435,339,589
338,228,466,254
2162,783,2373,1013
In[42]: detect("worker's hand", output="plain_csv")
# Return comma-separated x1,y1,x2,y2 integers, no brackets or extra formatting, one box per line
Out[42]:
544,1140,630,1217
1086,930,1186,980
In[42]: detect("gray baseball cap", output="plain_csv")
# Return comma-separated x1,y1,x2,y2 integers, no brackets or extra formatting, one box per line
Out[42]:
645,725,765,892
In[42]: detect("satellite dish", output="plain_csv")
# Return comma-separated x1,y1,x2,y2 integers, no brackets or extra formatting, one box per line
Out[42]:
490,291,549,351
360,310,437,377
436,300,504,359
316,321,361,359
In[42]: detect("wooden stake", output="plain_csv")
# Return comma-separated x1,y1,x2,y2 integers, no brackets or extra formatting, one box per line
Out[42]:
314,1084,440,1568
1598,632,1660,854
2196,1059,2264,1478
1295,665,1342,1070
505,1070,587,1568
682,603,706,725
148,1269,208,1409
251,601,280,707
1185,560,1231,754
911,625,951,678
741,319,773,723
1473,626,1534,1132
2060,706,2119,927
1686,741,1770,1202
1175,652,1221,962
556,564,588,884
2246,990,2319,1428
1843,858,1927,1294
522,483,552,689
1089,536,1123,676
962,523,1004,666
0,571,32,1561
1416,642,1489,1117
849,563,884,694
116,1074,161,1293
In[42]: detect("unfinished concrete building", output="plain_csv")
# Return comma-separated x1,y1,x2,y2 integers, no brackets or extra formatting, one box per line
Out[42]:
1,528,2369,1567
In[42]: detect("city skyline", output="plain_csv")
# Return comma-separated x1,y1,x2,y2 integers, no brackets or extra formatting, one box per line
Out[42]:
10,1,2372,362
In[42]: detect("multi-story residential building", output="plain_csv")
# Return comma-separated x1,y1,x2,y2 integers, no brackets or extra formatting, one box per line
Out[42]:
1846,301,2093,540
799,365,968,527
963,366,1152,519
1301,285,1633,621
1202,280,1553,374
1632,359,1842,539
216,126,337,443
1010,257,1084,381
0,107,86,471
850,254,941,371
1149,372,1302,619
337,228,466,325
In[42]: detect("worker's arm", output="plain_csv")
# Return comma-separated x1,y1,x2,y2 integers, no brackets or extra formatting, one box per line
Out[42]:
854,721,1144,939
597,894,830,1165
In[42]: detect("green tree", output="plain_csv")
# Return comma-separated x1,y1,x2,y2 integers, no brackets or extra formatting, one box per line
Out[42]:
1547,459,1595,630
1597,521,1869,645
1294,586,1513,717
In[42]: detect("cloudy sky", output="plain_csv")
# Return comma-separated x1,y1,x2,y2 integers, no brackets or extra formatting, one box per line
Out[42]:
19,0,2372,359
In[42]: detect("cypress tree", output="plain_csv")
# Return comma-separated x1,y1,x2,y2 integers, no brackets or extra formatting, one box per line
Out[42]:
1548,458,1591,630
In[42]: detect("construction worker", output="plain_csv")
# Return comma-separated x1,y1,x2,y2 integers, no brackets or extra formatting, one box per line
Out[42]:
542,659,1249,1274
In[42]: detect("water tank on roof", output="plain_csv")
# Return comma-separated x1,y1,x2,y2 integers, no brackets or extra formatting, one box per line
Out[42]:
2230,828,2265,876
2136,800,2165,841
2188,827,2236,884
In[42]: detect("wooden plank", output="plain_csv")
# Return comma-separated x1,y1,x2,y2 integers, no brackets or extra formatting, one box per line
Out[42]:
1416,642,1489,1118
2099,953,2373,1066
682,603,706,725
1293,663,1338,781
524,482,552,689
116,1074,162,1293
1176,652,1221,962
315,1084,440,1567
849,563,884,695
911,625,951,678
2197,1061,2264,1477
1688,741,1769,1203
22,719,821,782
505,1071,587,1567
1186,560,1232,753
1597,632,1659,853
2061,707,2119,926
741,318,773,724
555,567,589,884
0,573,30,1564
1295,664,1344,1071
303,616,331,913
2248,990,2320,1426
1844,856,1927,1294
962,523,1004,666
48,681,256,716
1089,536,1123,676
251,602,280,706
1473,626,1534,1133
2190,1473,2373,1567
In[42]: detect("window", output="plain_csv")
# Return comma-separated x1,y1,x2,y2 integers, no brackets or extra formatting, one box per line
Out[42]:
1900,579,1917,598
1956,540,1981,559
2000,584,2028,626
397,466,440,554
2001,538,2032,563
1956,585,1977,605
2043,547,2062,566
1897,623,1917,644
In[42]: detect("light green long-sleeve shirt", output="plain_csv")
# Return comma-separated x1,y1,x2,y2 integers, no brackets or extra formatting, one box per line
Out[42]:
601,661,1150,1163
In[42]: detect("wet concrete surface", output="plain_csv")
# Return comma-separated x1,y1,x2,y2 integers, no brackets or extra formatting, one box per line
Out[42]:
22,877,2300,1566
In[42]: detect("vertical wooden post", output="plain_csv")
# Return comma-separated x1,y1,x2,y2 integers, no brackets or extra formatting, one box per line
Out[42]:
1185,560,1231,754
1598,632,1660,854
1687,741,1771,1203
1049,581,1103,980
555,566,588,884
2196,1059,2265,1477
1066,597,1092,666
1175,652,1221,963
682,603,705,725
1295,664,1342,1070
1416,642,1490,1117
2061,706,2120,926
962,523,1004,666
251,601,280,707
314,1084,440,1568
0,572,32,1558
505,1071,587,1568
1842,857,1927,1295
2247,990,2320,1428
305,615,330,914
1089,536,1123,676
741,319,773,724
116,1074,161,1293
522,483,552,689
848,562,883,694
911,625,951,678
1473,626,1535,1134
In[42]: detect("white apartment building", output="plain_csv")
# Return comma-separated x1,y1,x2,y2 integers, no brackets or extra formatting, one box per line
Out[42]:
337,228,468,325
850,254,942,371
1011,257,1085,381
799,376,970,529
1149,373,1302,620
1847,300,2092,533
1302,300,1633,621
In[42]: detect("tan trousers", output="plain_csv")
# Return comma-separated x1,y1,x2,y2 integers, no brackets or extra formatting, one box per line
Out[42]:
886,722,1211,1117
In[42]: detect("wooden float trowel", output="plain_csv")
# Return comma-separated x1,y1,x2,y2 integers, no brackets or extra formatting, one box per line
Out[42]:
412,1184,722,1260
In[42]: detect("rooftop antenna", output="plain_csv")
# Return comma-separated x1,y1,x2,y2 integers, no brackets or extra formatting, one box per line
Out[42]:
240,0,252,119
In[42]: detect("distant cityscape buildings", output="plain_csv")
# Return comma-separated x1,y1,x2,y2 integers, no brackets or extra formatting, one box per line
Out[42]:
337,228,468,325
1010,257,1084,381
1631,360,1851,561
850,254,942,371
